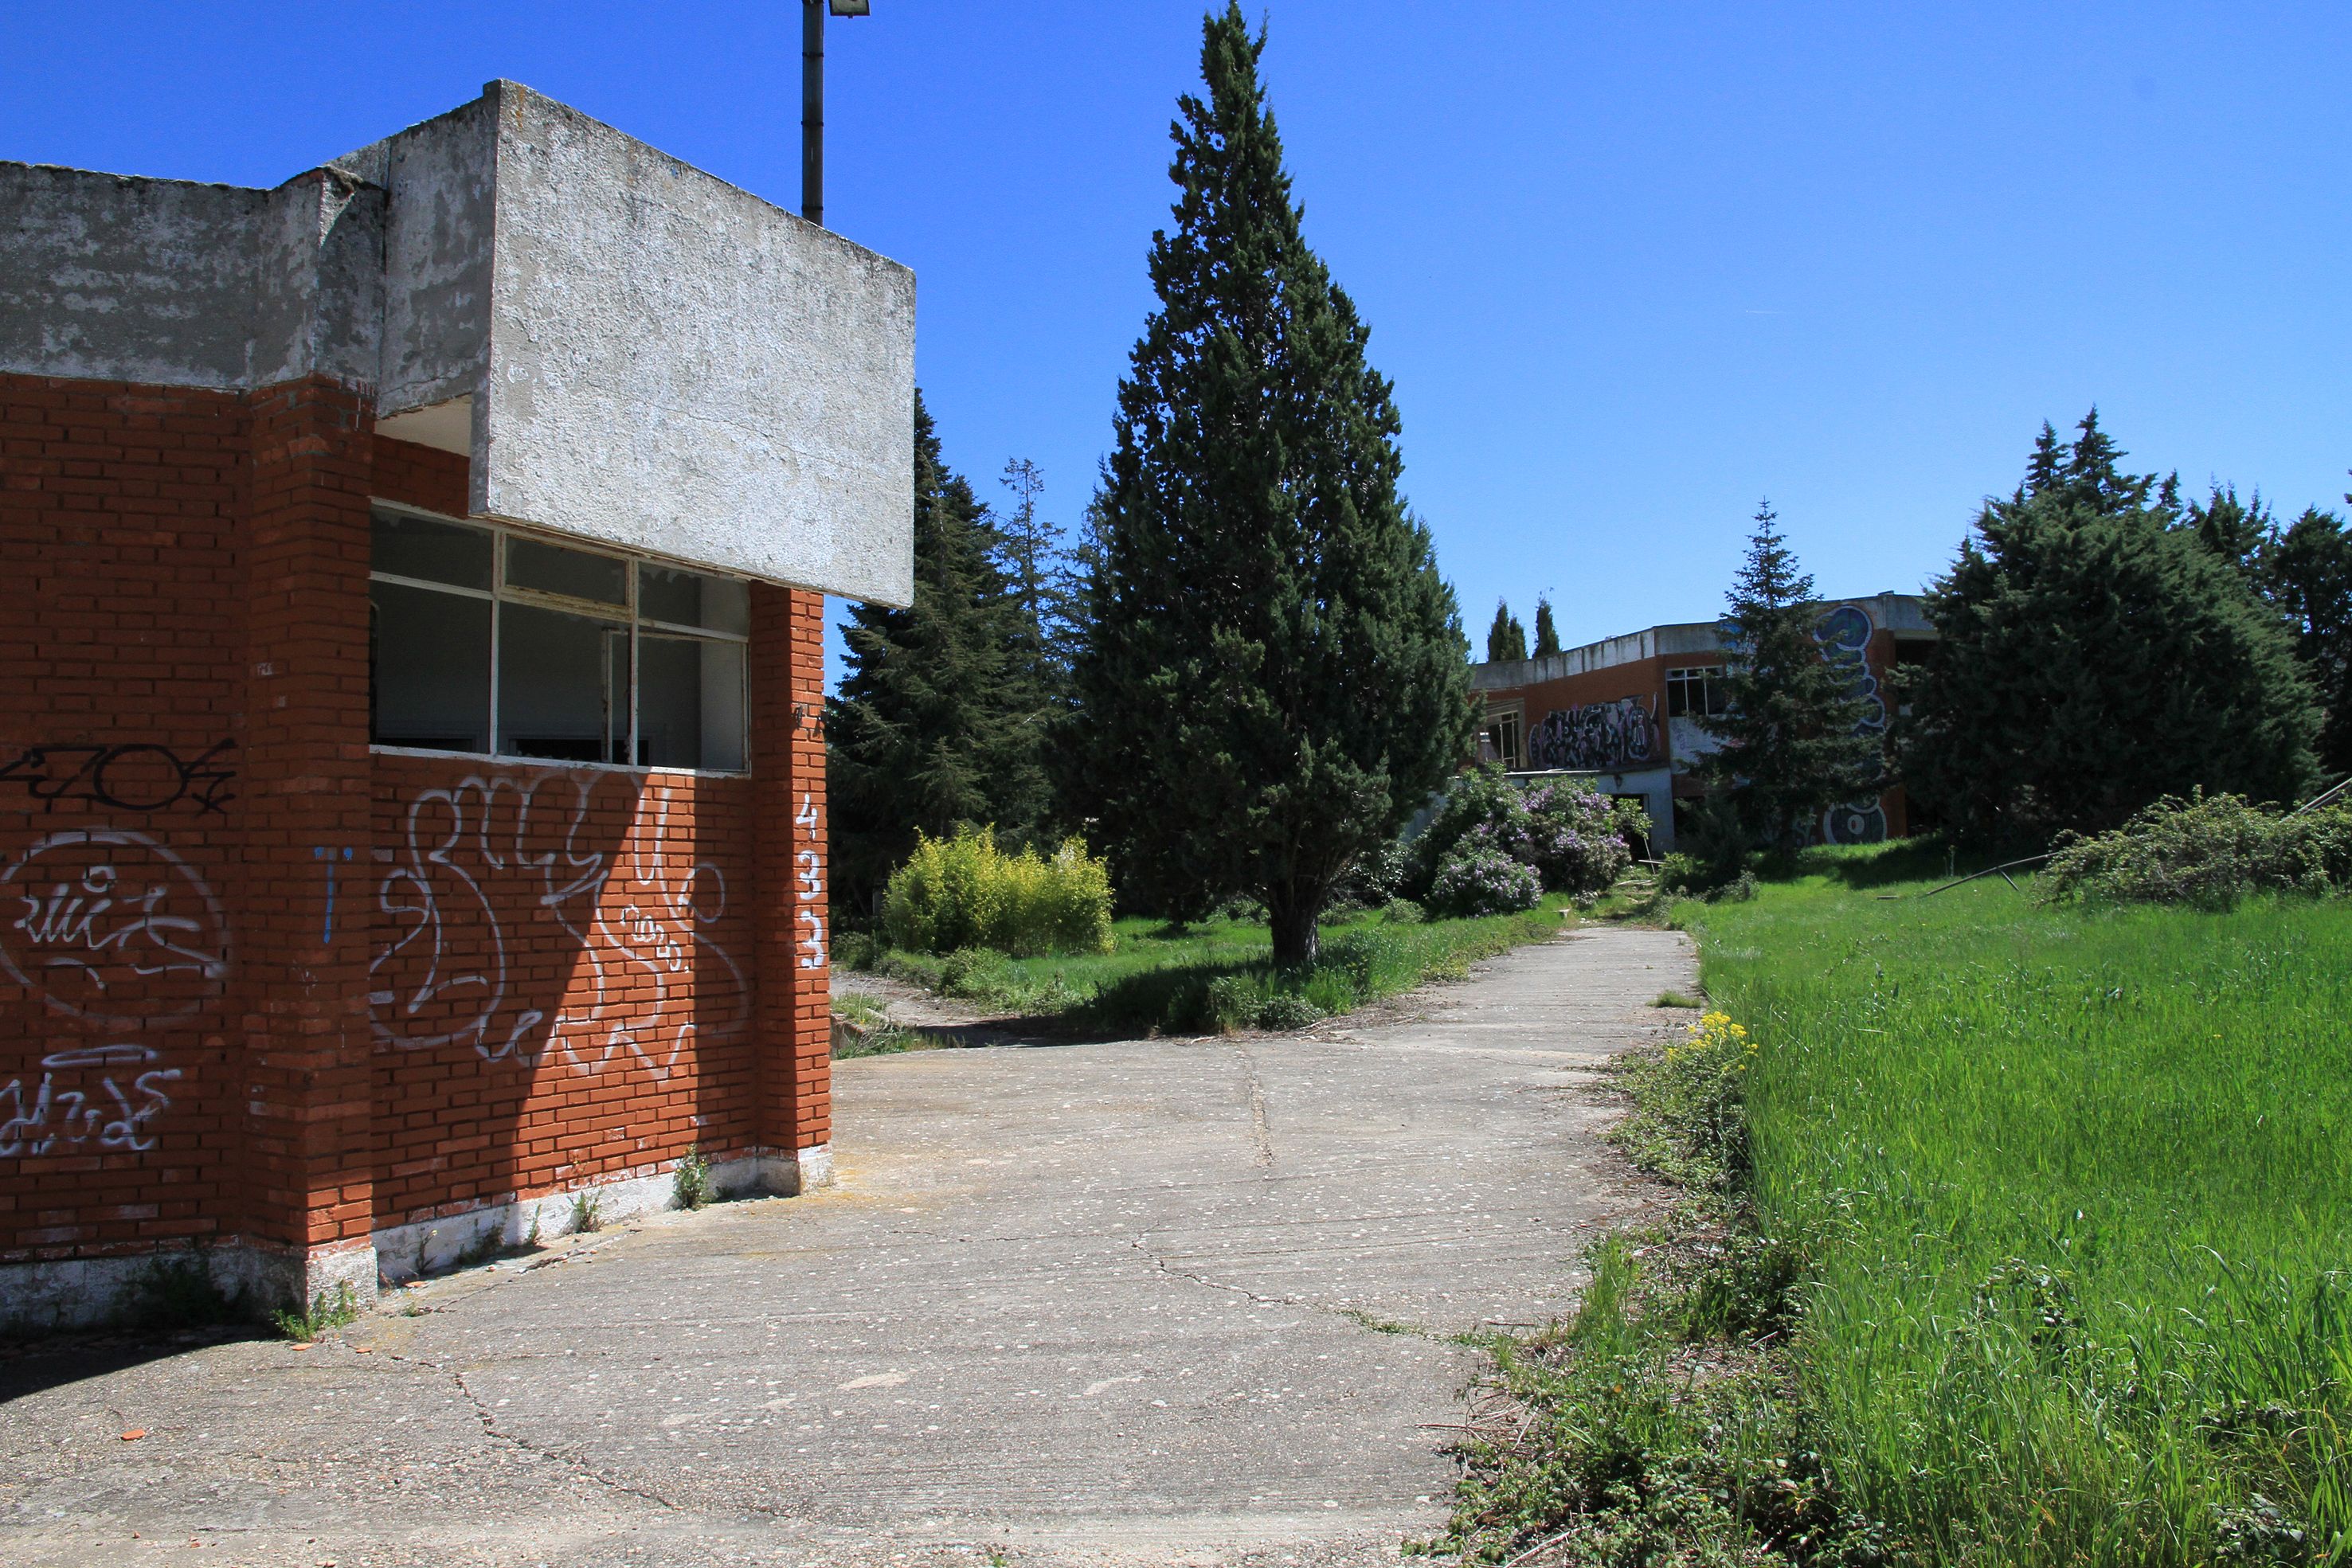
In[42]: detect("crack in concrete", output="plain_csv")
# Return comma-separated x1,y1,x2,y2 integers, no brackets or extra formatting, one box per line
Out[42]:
354,1336,696,1519
1235,1044,1276,1170
1127,1234,1461,1346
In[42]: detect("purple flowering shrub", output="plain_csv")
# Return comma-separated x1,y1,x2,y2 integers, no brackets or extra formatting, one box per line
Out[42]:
1520,780,1637,894
1403,766,1638,905
1429,843,1544,917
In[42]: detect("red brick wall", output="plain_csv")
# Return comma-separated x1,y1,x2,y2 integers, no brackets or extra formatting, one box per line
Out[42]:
237,376,378,1258
0,375,250,1263
366,755,761,1227
751,586,832,1157
1,378,835,1277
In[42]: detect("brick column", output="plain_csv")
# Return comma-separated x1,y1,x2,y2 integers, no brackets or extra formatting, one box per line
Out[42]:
236,376,379,1310
750,585,833,1190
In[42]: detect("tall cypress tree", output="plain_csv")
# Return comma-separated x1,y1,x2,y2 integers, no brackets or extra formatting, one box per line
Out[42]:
828,392,1049,906
1899,412,2319,847
1697,502,1880,852
1068,4,1474,964
1485,600,1527,663
1532,596,1563,659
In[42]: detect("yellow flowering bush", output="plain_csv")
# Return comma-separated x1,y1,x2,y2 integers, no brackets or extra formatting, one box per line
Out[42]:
882,827,1115,957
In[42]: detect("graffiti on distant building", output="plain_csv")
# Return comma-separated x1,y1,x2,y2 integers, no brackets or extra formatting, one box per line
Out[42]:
1527,697,1657,772
1812,604,1887,844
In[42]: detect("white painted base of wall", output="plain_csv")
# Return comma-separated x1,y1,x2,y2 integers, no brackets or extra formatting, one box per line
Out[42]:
0,1234,378,1337
0,1144,831,1335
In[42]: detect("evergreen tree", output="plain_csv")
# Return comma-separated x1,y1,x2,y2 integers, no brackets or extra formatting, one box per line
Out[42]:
1485,600,1527,663
997,458,1063,684
2259,499,2352,775
828,393,1051,906
992,456,1072,761
1532,596,1563,659
2186,482,2272,577
1696,502,1880,852
1899,412,2319,848
1067,3,1475,964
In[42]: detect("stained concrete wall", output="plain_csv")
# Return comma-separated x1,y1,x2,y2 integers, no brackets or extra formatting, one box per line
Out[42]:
0,166,265,389
472,86,914,604
0,80,913,605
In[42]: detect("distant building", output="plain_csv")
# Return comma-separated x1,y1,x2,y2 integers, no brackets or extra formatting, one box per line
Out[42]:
1469,593,1934,853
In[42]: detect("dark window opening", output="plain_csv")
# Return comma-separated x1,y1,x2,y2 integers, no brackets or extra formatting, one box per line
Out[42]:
369,510,749,772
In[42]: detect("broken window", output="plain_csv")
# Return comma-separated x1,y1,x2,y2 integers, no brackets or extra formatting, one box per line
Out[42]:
369,509,750,772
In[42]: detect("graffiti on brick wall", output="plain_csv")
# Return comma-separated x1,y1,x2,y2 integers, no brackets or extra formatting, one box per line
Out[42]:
1,1043,178,1158
0,828,229,1029
0,792,229,1158
795,792,825,970
1813,604,1888,845
1525,697,1657,772
0,740,237,815
369,773,749,1078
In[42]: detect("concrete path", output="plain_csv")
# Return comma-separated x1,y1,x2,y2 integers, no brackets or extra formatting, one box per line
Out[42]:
0,928,1696,1568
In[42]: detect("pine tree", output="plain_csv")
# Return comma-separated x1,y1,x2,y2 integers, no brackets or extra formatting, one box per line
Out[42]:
1067,3,1475,964
1899,411,2320,848
997,458,1063,682
1696,502,1880,852
828,393,1051,905
1532,596,1563,659
1485,600,1527,663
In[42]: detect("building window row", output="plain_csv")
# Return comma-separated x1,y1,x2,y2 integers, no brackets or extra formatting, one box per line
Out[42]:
369,507,750,773
1665,665,1730,720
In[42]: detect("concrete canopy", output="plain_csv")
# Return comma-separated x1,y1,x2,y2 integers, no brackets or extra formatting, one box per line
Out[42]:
0,80,915,605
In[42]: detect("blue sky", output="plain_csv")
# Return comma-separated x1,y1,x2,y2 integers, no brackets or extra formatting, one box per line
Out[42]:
6,2,2347,678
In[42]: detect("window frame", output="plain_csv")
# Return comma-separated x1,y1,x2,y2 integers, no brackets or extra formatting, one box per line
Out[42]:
1482,700,1525,772
1665,665,1729,721
367,501,753,777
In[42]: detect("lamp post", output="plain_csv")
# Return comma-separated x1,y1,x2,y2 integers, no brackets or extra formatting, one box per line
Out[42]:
802,0,871,229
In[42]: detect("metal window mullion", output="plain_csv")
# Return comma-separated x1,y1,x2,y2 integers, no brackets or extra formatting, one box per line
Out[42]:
368,570,495,601
627,561,640,768
489,530,506,756
637,616,750,643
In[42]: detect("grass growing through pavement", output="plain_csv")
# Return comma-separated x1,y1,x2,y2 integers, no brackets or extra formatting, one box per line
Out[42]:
845,896,1575,1034
1446,843,2352,1565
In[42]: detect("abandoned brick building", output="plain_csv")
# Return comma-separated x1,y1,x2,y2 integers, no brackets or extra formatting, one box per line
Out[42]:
1471,594,1933,851
0,82,914,1328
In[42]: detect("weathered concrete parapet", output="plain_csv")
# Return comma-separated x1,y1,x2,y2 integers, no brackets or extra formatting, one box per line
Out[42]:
0,80,914,604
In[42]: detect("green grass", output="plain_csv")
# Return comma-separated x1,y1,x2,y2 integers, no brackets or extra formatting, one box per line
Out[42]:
848,896,1576,1035
1681,844,2352,1566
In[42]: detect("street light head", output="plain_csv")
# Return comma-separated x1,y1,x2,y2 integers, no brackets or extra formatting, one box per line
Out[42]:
828,1,871,14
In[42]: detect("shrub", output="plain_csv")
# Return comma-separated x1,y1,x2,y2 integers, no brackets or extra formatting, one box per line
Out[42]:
882,827,1116,956
1429,844,1543,917
1202,972,1336,1033
1520,778,1636,894
1257,992,1327,1030
1404,766,1636,901
2043,792,2352,907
